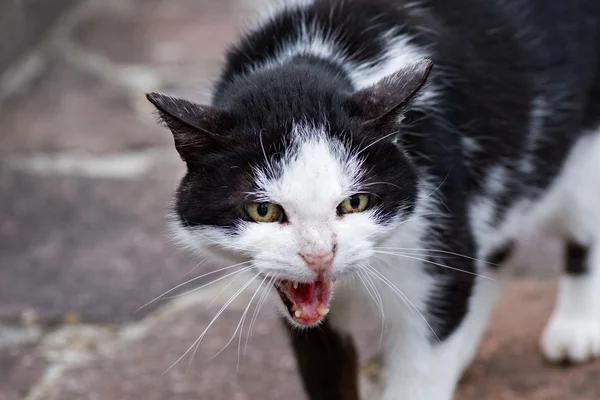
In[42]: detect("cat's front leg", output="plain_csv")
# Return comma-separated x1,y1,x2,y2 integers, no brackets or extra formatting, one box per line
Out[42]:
380,276,501,400
380,331,466,400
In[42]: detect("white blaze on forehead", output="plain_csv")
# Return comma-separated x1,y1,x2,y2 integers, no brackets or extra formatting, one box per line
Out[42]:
261,125,360,220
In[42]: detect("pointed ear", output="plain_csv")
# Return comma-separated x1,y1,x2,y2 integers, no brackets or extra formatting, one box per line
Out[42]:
146,92,232,162
347,59,433,122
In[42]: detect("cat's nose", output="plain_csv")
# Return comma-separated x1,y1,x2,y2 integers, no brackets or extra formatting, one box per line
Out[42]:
299,250,335,274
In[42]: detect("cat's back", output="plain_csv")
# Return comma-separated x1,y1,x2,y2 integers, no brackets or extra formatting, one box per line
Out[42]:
215,0,600,181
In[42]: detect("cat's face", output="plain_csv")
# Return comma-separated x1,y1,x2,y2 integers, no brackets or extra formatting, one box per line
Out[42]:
147,60,432,327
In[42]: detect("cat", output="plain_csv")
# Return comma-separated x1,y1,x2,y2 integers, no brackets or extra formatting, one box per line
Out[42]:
146,0,600,398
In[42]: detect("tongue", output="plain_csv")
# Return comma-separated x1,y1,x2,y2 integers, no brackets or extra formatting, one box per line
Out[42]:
287,281,331,325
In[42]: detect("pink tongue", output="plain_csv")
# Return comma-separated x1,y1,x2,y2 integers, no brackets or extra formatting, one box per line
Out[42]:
288,282,317,304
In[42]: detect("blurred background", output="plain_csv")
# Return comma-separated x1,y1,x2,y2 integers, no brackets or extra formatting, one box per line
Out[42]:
1,1,599,399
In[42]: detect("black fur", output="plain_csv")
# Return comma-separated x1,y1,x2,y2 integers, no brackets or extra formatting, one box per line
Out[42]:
487,241,516,268
284,319,360,400
147,57,431,229
565,241,589,276
147,0,600,397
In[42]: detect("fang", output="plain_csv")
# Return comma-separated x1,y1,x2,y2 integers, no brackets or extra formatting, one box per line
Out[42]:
317,307,330,316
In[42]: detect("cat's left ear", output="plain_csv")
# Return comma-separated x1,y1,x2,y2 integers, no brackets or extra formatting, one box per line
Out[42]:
347,59,433,122
146,92,233,163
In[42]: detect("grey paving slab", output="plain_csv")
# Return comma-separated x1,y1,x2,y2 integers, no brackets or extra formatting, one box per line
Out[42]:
0,346,46,400
0,167,205,325
0,55,170,156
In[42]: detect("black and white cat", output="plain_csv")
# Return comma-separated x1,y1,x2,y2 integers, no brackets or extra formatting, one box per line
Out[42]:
146,0,600,398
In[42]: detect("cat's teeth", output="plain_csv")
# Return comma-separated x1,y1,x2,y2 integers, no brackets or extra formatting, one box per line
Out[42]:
294,310,302,318
316,307,330,316
293,282,299,289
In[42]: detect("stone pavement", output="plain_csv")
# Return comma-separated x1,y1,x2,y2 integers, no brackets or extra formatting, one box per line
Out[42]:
1,0,599,399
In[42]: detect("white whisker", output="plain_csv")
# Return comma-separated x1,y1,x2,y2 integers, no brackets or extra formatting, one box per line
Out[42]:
183,254,210,277
356,268,385,350
207,276,268,368
164,274,259,375
355,130,401,157
164,267,254,301
362,265,441,343
205,268,251,310
136,261,252,312
245,274,277,357
373,246,499,267
372,250,494,281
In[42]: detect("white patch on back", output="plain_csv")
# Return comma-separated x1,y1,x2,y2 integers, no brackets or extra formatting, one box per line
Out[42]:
471,125,600,272
245,1,438,109
519,95,549,174
349,31,439,108
468,164,509,254
461,136,480,154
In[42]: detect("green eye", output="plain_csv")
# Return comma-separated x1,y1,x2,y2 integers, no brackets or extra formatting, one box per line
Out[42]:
247,202,284,223
337,194,369,215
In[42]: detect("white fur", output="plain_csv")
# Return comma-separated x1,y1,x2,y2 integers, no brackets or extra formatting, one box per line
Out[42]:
541,271,600,363
469,127,600,368
461,136,481,162
372,277,501,400
536,131,600,364
172,1,600,397
174,124,395,311
246,2,439,110
237,125,388,286
356,126,600,399
349,32,440,108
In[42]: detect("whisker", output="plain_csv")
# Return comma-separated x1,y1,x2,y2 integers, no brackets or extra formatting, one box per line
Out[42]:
396,212,449,227
136,261,252,312
204,268,251,309
245,274,276,357
183,254,210,277
425,167,453,200
359,181,404,191
356,268,385,350
361,269,385,316
362,265,441,343
373,246,500,267
236,276,269,371
355,130,402,157
163,274,259,375
207,276,268,366
164,267,254,301
372,250,494,281
356,268,381,311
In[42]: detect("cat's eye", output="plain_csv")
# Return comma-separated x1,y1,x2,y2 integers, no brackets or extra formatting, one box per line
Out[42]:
246,202,284,223
337,194,369,215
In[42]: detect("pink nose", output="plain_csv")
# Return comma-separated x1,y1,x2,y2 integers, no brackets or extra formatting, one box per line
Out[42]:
300,251,334,273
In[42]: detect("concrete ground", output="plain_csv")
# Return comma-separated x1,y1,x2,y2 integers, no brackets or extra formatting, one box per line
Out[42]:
1,0,599,399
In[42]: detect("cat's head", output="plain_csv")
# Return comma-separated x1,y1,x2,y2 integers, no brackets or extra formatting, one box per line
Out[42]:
147,59,433,327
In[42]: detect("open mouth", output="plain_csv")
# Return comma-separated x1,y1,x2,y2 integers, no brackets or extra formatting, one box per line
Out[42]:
275,279,333,326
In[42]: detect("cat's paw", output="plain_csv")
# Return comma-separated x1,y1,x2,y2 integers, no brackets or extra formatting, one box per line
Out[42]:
541,315,600,363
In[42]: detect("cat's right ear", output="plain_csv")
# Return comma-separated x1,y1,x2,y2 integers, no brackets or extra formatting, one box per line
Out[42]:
347,59,433,122
146,92,232,162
